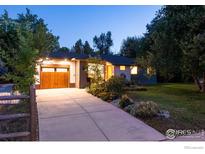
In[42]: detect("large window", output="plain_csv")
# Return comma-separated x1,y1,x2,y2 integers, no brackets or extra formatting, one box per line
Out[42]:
131,66,138,75
88,63,104,78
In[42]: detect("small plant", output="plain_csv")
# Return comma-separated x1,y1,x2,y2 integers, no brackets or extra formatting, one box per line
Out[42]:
119,94,133,108
134,101,160,118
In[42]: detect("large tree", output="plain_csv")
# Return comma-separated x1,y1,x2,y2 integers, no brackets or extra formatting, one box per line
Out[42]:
120,36,145,58
83,41,93,54
93,31,113,55
73,39,84,54
17,9,60,54
0,9,60,92
141,6,205,91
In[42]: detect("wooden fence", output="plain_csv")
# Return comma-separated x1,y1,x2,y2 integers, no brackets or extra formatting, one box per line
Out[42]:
0,85,39,141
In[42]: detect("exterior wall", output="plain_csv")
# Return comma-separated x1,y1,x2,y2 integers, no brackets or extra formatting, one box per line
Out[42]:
75,60,80,88
79,61,88,88
114,65,131,81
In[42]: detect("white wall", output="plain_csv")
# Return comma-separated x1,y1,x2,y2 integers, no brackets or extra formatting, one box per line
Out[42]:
114,66,131,81
69,61,76,83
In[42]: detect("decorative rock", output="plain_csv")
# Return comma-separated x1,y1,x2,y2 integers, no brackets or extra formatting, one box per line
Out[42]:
110,99,120,107
157,110,170,118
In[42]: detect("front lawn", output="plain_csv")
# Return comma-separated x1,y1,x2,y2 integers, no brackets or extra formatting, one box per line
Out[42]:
127,83,205,134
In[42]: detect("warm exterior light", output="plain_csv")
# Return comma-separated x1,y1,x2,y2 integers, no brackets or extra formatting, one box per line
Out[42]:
120,66,126,70
37,58,43,62
42,60,53,65
46,57,49,60
58,60,70,65
71,58,76,61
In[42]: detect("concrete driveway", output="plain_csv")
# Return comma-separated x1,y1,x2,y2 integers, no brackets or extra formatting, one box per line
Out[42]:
37,88,165,141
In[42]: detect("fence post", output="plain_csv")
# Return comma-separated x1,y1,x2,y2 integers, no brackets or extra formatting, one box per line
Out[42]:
29,85,38,141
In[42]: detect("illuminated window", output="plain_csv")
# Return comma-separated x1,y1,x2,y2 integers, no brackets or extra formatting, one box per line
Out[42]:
131,66,138,74
56,68,68,72
42,68,55,72
120,66,126,70
147,67,152,74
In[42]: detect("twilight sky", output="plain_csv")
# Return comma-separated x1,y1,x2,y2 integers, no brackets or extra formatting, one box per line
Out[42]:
0,5,161,53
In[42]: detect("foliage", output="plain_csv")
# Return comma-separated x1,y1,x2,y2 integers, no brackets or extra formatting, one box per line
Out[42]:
119,94,133,108
87,83,106,96
105,76,126,95
0,9,60,93
127,83,205,134
83,41,93,54
133,101,159,118
120,37,145,58
58,47,70,52
73,39,84,54
97,92,111,101
17,8,60,54
93,31,113,55
87,57,104,84
87,76,126,101
129,6,205,91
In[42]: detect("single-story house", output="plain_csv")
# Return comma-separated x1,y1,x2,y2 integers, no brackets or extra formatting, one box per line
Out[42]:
35,51,156,89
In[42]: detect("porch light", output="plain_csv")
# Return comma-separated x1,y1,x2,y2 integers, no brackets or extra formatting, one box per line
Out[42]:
71,58,76,61
37,58,43,62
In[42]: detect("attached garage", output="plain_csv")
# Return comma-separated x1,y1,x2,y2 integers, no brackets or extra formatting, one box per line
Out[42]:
40,65,70,89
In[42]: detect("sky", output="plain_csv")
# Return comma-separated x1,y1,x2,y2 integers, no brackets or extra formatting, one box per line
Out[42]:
0,5,161,53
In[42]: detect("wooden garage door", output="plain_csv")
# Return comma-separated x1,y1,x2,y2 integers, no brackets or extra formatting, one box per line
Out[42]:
40,67,69,89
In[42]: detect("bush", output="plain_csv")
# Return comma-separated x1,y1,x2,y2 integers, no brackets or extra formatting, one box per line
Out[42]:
134,101,160,118
105,76,125,95
97,92,111,101
119,94,133,108
87,83,106,96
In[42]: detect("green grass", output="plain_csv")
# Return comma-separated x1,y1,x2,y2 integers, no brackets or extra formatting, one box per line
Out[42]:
127,83,205,134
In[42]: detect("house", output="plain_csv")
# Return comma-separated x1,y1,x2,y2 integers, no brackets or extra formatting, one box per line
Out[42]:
35,51,156,89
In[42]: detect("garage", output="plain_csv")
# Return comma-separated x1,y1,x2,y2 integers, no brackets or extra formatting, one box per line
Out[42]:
40,66,70,89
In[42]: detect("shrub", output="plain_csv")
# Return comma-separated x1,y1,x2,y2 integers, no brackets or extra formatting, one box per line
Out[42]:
105,76,125,95
119,94,133,108
134,101,160,118
87,83,106,96
97,92,111,101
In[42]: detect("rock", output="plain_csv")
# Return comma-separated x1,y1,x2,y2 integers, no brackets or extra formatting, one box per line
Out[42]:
157,110,170,118
110,99,120,107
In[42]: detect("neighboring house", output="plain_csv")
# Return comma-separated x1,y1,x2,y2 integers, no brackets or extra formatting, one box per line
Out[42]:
35,51,156,89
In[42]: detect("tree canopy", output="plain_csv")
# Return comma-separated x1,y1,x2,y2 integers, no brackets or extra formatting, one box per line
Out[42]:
93,31,113,55
0,9,60,92
131,6,205,91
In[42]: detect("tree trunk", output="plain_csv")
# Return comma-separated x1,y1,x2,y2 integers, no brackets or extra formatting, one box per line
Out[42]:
201,72,205,93
192,74,202,91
